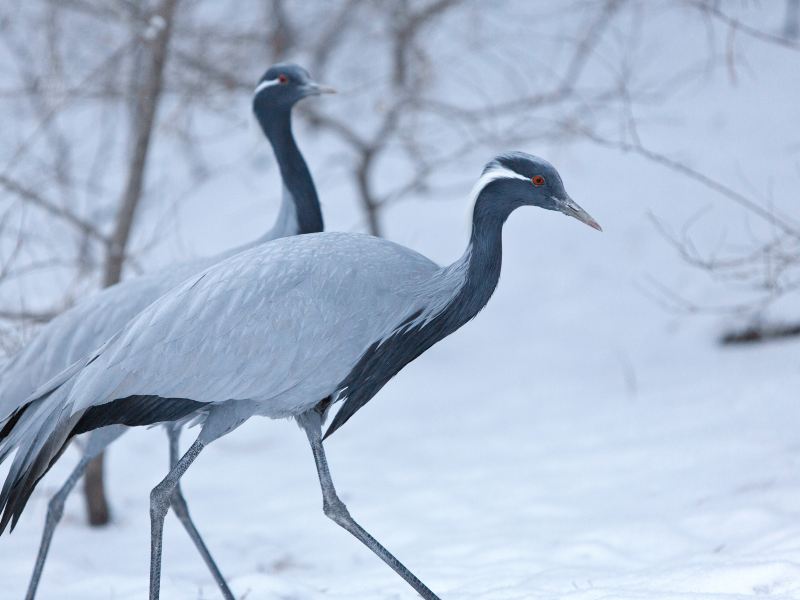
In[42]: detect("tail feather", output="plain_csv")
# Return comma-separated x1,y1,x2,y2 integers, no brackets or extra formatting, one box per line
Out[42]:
0,386,59,467
0,403,28,444
0,349,98,448
0,382,79,535
0,409,78,533
0,346,116,534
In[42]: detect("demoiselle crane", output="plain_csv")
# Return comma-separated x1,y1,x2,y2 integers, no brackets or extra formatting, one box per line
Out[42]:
0,152,600,599
0,63,331,600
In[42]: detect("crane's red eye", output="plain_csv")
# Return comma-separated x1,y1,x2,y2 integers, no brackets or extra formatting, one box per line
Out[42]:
532,175,545,186
278,74,288,84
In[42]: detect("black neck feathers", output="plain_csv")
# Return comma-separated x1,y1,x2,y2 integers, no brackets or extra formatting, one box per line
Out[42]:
323,183,510,439
254,105,324,235
454,185,509,325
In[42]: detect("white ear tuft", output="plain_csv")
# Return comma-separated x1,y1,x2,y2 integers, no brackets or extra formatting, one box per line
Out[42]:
462,165,528,231
254,78,280,95
467,165,528,211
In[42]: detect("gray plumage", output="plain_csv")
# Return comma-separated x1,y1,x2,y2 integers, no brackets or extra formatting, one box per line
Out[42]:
0,152,601,600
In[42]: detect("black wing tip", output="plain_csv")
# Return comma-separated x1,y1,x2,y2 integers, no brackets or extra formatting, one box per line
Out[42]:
0,494,12,535
0,471,36,536
74,395,208,435
322,419,341,441
0,432,71,537
322,398,363,441
322,411,347,441
0,394,209,538
0,404,28,444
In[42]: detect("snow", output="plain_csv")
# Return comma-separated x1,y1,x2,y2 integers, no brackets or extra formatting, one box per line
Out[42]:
1,2,800,599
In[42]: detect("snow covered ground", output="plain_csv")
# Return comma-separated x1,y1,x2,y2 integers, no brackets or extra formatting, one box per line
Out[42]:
1,3,800,599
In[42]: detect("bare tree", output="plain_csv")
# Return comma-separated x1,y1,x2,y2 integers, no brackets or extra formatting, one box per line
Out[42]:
0,0,184,525
84,0,181,527
288,0,625,236
631,2,800,343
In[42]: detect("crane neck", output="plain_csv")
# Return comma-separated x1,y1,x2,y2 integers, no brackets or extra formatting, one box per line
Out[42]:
439,185,510,331
321,184,510,439
254,105,324,240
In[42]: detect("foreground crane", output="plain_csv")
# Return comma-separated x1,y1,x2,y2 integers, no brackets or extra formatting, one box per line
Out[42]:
0,152,600,599
0,63,331,600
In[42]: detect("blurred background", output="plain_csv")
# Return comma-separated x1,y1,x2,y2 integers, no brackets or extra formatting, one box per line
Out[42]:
0,1,798,598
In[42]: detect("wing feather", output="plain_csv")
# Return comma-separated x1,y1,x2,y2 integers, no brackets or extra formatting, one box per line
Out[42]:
64,233,440,419
0,258,214,422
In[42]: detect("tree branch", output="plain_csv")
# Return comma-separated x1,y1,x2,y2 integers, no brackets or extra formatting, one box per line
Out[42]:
688,0,800,51
103,0,180,287
0,174,109,245
576,127,800,239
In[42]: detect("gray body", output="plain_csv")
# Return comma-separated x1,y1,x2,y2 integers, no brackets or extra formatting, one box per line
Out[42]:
20,232,446,421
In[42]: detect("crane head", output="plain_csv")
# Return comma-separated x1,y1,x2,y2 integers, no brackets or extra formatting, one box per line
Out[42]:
253,63,335,111
477,152,602,231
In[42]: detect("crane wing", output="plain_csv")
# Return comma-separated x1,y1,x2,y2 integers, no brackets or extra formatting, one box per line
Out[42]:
0,257,214,423
0,232,440,533
64,232,439,420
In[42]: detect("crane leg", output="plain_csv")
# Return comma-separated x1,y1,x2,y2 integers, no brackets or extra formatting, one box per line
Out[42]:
297,409,442,600
25,425,125,600
24,454,91,600
165,425,234,600
149,436,204,600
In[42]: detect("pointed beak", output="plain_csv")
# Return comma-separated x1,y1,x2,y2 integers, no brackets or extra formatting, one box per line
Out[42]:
304,82,337,96
557,196,602,231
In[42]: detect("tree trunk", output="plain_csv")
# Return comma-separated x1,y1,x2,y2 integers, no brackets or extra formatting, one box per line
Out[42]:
84,0,180,527
785,0,800,40
356,153,382,237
